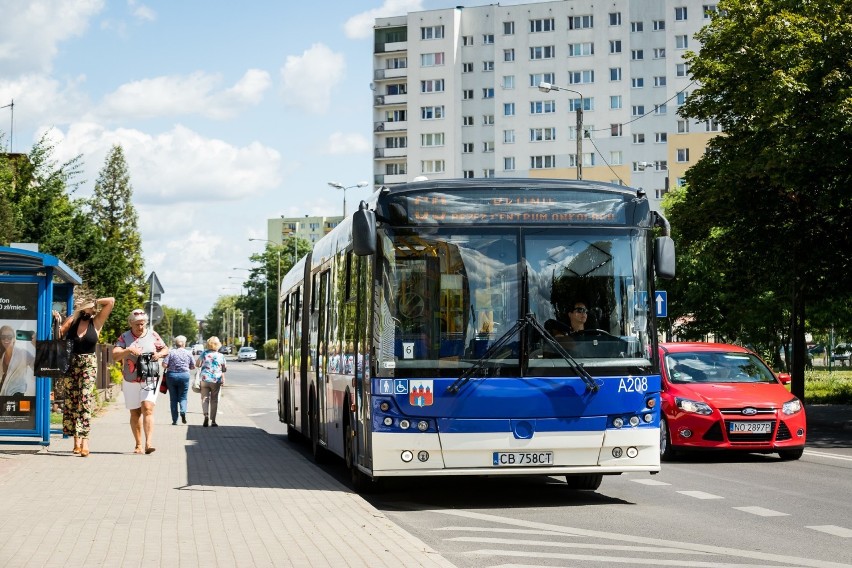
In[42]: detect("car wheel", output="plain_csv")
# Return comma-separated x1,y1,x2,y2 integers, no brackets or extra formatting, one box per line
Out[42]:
660,416,677,461
778,448,804,461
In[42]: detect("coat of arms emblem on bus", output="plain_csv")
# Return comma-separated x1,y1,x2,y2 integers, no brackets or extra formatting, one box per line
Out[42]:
409,380,434,407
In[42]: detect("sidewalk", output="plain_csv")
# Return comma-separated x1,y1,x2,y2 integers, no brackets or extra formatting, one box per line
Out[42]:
0,386,456,568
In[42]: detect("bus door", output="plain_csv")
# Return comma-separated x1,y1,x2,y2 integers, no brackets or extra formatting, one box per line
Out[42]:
289,288,303,432
316,270,330,444
355,255,372,466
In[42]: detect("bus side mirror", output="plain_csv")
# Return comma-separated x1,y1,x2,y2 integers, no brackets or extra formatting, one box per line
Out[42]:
352,202,376,256
655,236,676,279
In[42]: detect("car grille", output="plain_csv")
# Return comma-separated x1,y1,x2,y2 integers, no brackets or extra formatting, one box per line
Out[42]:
703,421,724,441
776,421,793,441
719,407,776,416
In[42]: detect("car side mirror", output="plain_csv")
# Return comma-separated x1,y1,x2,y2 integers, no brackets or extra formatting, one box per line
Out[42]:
777,372,792,385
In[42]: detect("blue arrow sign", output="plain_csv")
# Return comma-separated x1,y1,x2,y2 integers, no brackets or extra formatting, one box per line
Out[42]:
655,291,668,318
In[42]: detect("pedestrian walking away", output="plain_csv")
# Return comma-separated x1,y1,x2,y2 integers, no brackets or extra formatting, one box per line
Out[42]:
162,335,195,425
196,335,226,427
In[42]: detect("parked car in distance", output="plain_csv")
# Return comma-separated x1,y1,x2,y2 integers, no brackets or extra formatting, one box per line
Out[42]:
236,346,257,361
659,342,806,461
218,345,232,355
830,343,852,366
192,343,204,355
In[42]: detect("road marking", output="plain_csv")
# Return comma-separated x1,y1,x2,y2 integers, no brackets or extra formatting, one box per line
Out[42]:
434,526,568,536
677,490,724,500
449,536,708,555
804,449,852,462
432,509,852,568
630,478,671,486
466,548,806,566
806,525,852,538
733,506,789,517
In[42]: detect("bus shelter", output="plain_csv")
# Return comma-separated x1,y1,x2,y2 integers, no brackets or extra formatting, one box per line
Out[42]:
0,246,81,446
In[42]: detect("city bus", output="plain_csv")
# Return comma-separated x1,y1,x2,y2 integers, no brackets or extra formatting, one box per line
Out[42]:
277,178,675,492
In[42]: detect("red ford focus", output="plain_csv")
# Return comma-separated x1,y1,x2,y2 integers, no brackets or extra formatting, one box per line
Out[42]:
658,342,806,460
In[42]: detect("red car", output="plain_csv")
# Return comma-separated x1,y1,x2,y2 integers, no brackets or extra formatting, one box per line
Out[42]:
658,342,806,461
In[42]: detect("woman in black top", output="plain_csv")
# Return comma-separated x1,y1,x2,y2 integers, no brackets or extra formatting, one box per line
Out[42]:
55,296,114,457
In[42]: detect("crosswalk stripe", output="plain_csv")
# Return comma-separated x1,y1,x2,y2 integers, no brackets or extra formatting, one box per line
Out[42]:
677,490,724,499
732,506,789,517
806,525,852,538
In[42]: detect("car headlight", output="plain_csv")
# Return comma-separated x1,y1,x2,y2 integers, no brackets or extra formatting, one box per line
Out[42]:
675,397,713,416
782,398,802,416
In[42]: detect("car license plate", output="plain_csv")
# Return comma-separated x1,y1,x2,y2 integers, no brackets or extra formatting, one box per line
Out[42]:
493,451,553,466
728,421,772,434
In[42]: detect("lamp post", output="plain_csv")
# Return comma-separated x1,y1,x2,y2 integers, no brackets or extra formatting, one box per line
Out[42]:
328,181,369,217
230,272,251,344
538,82,584,180
249,238,281,346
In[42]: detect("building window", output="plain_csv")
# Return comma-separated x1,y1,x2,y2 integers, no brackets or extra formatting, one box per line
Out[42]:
504,157,515,171
421,132,445,147
462,142,474,153
610,124,623,137
503,129,515,143
483,114,495,125
705,119,721,132
656,160,668,170
568,43,594,57
654,103,668,115
530,155,556,169
568,15,594,29
676,63,688,77
632,77,644,88
530,100,556,114
504,102,515,116
385,109,406,122
609,40,622,54
610,95,622,109
483,169,496,178
655,132,668,143
530,73,556,87
610,151,623,165
386,162,407,175
530,18,555,32
420,79,445,93
633,133,645,144
463,115,474,126
654,48,666,59
503,21,515,35
483,34,495,44
676,35,688,49
631,49,644,60
483,87,495,98
421,160,445,173
610,67,622,81
530,45,556,60
530,127,556,141
462,89,474,100
483,61,495,72
463,170,474,178
675,6,688,20
631,21,644,32
462,62,473,73
386,83,407,95
677,119,690,133
568,70,594,84
462,35,473,46
504,49,515,62
677,148,690,162
655,189,669,199
502,75,515,89
385,136,407,148
386,57,407,69
654,76,667,87
653,19,666,31
704,4,718,18
421,105,445,119
609,12,622,26
569,97,592,112
421,25,444,40
677,91,687,105
482,141,495,153
420,52,444,67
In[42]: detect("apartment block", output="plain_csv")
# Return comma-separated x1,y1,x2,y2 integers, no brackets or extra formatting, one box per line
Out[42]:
268,215,343,248
373,0,720,210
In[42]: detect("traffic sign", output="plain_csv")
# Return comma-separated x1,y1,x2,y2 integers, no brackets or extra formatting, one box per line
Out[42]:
144,301,164,326
655,291,668,318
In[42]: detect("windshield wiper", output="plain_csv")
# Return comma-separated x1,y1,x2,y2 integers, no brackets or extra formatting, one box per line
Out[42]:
446,313,599,394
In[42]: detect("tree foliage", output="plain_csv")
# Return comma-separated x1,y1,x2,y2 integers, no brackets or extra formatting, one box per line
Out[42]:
159,306,199,345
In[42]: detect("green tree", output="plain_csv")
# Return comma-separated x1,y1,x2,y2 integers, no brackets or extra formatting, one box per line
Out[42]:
204,295,240,346
676,0,852,399
159,306,199,345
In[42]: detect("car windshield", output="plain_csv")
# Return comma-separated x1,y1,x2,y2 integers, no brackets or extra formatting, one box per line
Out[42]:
374,226,653,377
665,351,778,384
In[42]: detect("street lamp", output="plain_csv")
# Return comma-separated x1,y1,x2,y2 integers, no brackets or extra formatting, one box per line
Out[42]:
328,181,369,217
538,82,584,180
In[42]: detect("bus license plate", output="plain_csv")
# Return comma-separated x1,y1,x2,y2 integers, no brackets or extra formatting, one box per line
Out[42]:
493,451,553,466
729,421,772,434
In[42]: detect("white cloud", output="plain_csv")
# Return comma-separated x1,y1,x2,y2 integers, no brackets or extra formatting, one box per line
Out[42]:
128,0,156,22
0,0,104,76
325,132,371,155
280,43,345,114
98,69,271,121
344,0,424,39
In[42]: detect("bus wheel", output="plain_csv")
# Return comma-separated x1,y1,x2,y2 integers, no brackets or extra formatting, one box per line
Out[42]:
564,473,603,491
344,413,373,493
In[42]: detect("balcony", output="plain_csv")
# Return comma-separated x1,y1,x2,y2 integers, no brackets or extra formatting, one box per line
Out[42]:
374,94,407,106
374,147,408,159
374,120,408,132
374,67,407,81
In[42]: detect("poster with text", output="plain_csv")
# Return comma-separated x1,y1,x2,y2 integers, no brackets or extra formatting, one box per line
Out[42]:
0,283,38,430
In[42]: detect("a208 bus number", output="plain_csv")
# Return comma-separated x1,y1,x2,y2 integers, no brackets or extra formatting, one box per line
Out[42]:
618,377,648,393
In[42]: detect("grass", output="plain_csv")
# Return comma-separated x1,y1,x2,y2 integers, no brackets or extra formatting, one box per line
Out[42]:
804,368,852,404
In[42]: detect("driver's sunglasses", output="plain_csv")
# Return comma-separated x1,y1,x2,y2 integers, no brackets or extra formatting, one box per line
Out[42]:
573,307,589,314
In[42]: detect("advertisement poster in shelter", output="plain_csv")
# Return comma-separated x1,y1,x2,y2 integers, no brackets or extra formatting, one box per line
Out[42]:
0,283,38,430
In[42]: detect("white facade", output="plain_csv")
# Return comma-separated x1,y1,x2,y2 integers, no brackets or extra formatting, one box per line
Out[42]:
373,0,720,210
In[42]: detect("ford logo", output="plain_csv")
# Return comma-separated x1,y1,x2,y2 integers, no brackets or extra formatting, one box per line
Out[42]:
742,407,758,416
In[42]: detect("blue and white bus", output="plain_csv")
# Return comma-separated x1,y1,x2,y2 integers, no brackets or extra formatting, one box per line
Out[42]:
277,178,675,491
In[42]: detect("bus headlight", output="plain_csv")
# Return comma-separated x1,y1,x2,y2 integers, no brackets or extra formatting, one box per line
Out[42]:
417,420,429,431
383,417,393,427
613,417,624,428
399,419,410,430
629,416,641,427
644,413,654,423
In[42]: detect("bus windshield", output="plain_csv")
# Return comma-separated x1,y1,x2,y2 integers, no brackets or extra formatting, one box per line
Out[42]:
375,227,653,377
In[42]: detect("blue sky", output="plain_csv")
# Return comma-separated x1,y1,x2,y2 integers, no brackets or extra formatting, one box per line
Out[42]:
0,0,527,319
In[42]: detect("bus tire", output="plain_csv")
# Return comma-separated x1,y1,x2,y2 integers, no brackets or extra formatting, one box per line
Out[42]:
344,408,375,493
564,473,603,491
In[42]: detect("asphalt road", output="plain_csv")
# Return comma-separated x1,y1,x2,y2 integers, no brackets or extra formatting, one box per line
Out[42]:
224,362,852,568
